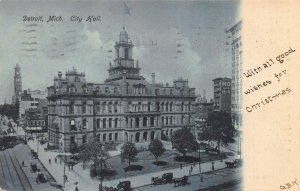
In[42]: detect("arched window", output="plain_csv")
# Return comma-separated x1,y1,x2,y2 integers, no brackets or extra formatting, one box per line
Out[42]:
108,102,112,113
143,117,147,127
70,119,76,131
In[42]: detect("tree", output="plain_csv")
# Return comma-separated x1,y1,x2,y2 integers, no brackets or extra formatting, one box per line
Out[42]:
78,141,109,167
171,126,199,157
201,111,235,154
120,142,138,166
148,139,165,162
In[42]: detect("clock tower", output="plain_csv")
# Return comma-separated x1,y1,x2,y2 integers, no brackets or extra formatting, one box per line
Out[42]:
13,64,22,104
105,27,144,82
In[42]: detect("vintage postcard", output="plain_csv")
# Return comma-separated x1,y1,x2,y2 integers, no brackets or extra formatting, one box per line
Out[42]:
0,0,299,191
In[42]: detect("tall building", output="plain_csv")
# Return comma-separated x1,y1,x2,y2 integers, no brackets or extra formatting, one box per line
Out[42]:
227,21,242,128
47,27,196,152
12,64,22,104
213,77,231,113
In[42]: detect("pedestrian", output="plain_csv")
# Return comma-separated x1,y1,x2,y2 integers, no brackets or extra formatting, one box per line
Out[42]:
212,161,215,171
71,164,74,170
180,163,182,169
190,165,193,172
22,161,25,167
75,186,79,191
49,159,51,164
65,175,68,181
55,157,57,163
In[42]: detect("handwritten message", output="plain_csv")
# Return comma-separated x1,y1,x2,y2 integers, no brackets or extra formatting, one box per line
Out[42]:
244,47,295,113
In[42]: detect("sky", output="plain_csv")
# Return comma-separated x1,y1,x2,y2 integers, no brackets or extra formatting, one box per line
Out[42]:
0,0,240,104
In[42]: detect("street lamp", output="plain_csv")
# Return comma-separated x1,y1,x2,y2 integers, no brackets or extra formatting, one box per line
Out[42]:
99,145,107,191
198,148,203,182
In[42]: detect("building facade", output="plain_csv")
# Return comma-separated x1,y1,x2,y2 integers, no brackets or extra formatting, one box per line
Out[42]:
19,89,47,118
12,64,22,104
213,77,231,113
47,28,196,152
227,21,242,128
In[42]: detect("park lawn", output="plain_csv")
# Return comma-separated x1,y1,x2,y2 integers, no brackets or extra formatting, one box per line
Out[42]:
101,149,229,180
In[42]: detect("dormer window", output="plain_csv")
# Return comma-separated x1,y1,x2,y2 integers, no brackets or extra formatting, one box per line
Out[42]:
82,85,87,93
105,87,109,94
114,87,118,94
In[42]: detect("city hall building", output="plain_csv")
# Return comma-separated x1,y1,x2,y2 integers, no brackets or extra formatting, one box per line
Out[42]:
47,28,196,151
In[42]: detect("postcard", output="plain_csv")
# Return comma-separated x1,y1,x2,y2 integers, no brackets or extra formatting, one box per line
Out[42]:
0,0,299,191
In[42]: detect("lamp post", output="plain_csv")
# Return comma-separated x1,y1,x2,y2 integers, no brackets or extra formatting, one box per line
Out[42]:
198,148,203,182
99,145,107,191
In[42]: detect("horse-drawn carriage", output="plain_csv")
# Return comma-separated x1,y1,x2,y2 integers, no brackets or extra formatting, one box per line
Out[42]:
225,159,243,168
151,173,173,185
101,180,131,191
173,176,190,187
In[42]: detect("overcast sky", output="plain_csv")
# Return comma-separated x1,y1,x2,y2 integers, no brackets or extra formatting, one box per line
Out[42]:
0,0,240,104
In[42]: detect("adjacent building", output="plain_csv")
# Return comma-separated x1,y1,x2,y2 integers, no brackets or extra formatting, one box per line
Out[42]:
227,20,242,128
19,89,47,118
213,77,231,113
47,27,196,152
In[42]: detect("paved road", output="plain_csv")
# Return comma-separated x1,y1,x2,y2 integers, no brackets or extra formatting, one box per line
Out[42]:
133,167,242,191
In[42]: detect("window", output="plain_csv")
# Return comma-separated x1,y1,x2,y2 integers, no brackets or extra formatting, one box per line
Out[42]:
109,118,112,128
103,119,106,128
114,87,118,94
70,119,76,131
115,133,118,141
82,101,86,113
147,102,151,111
114,102,118,113
156,102,160,111
97,119,100,129
70,101,75,114
150,117,154,127
97,134,100,142
35,98,39,101
114,118,118,128
105,87,109,94
31,103,34,106
82,135,87,144
108,102,112,113
82,119,87,129
125,48,129,59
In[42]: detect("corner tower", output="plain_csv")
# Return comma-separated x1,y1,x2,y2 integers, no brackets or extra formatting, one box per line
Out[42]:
105,27,144,82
